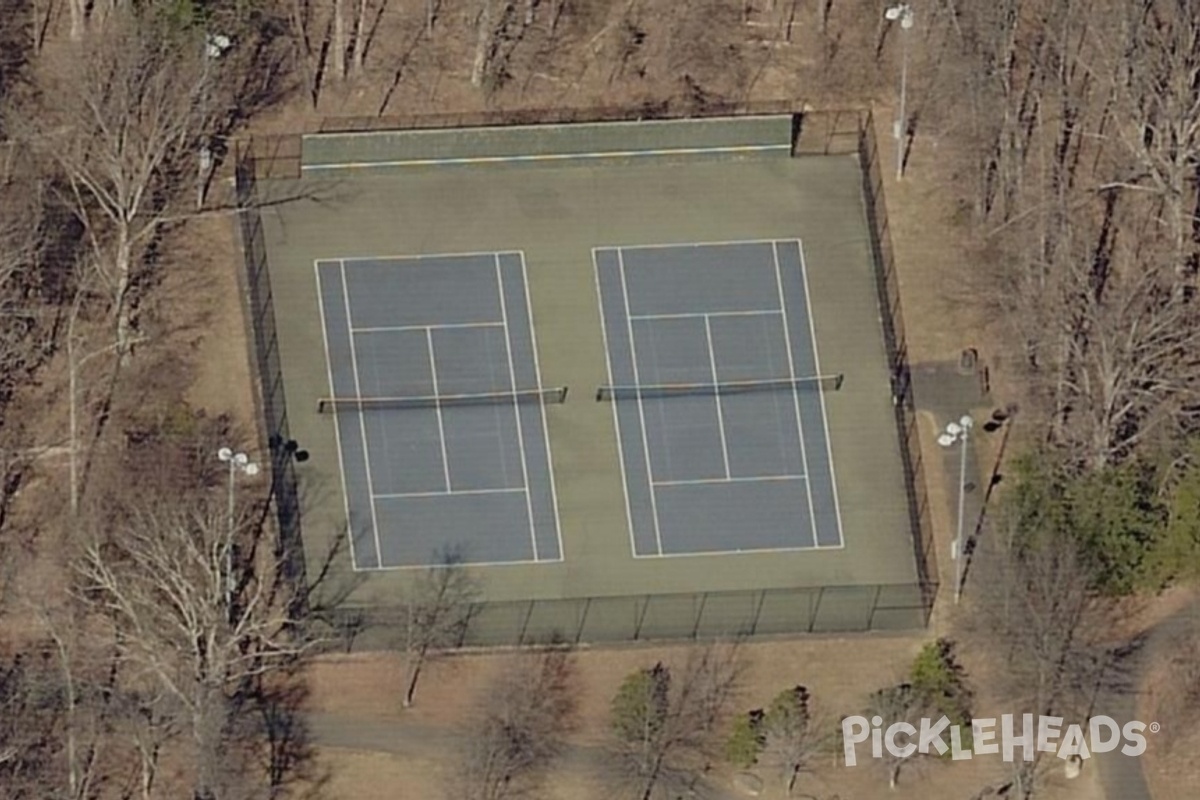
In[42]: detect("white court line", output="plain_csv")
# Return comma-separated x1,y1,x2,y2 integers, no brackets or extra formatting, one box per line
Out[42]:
495,254,539,562
797,239,847,548
350,542,564,573
618,247,665,557
304,114,790,140
629,309,782,322
592,248,639,562
772,242,820,550
594,238,794,253
339,260,385,566
630,543,824,560
336,249,525,263
351,321,503,334
518,251,566,563
301,144,791,172
425,329,453,492
704,316,732,480
652,474,807,488
373,487,525,499
313,261,362,570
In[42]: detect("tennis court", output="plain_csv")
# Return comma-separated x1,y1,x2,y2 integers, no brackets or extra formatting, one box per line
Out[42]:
594,240,842,557
315,252,562,568
244,110,935,639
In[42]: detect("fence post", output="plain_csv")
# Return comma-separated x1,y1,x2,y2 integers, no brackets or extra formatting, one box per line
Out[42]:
691,593,707,640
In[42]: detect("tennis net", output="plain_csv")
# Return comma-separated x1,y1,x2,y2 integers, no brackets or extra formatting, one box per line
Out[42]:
318,386,568,413
595,375,843,402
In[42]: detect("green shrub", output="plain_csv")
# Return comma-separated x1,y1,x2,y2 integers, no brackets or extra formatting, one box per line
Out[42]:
725,709,765,768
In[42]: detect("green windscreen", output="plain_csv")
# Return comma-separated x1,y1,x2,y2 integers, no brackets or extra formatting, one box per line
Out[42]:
302,115,794,169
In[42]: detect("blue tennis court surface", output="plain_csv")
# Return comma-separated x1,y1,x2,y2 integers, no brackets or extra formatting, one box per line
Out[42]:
594,240,844,557
316,252,562,569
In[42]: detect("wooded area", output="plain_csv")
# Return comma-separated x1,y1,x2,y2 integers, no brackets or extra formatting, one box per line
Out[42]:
0,0,1198,797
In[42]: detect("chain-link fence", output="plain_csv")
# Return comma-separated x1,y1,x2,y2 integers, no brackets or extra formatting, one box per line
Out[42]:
233,106,938,643
855,110,939,618
233,141,306,607
316,99,800,135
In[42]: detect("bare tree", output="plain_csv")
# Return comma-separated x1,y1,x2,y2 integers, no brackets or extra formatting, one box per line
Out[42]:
759,685,825,797
402,552,479,708
957,512,1121,799
13,11,223,356
935,0,1200,470
0,648,67,799
1098,0,1200,290
76,497,315,800
609,643,746,800
863,683,923,790
0,176,51,405
972,508,1119,722
450,647,577,800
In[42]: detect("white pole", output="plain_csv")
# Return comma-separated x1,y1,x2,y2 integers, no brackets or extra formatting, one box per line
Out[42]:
226,458,236,613
954,424,969,603
896,25,908,182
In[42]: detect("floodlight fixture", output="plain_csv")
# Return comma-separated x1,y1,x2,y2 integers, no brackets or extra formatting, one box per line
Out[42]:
884,3,915,180
217,446,259,617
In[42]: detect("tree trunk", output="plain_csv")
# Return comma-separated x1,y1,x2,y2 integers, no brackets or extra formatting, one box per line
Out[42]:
333,0,346,80
68,0,85,40
403,645,428,707
638,753,665,800
817,0,831,33
471,0,494,87
114,227,133,358
193,690,230,800
68,333,79,519
352,0,368,72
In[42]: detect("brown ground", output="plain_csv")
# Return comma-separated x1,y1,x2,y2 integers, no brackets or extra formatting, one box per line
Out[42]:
1142,663,1198,800
172,213,260,432
1137,595,1200,800
301,634,1110,799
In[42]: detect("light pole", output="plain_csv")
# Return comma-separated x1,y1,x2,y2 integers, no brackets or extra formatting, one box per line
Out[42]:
217,447,259,613
884,3,914,181
937,415,973,603
198,33,231,210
